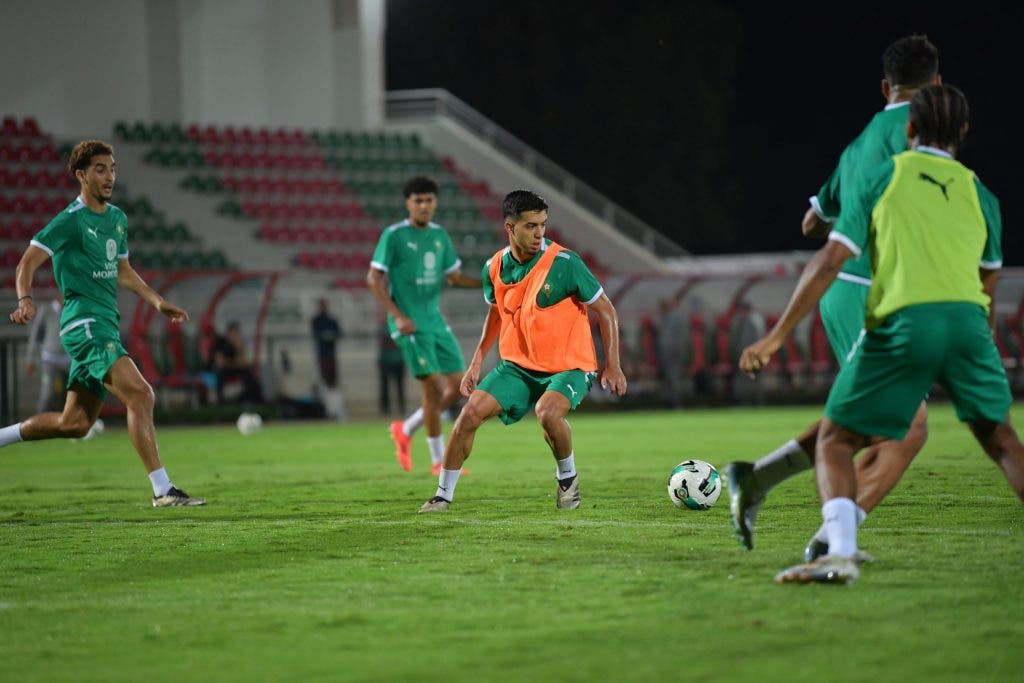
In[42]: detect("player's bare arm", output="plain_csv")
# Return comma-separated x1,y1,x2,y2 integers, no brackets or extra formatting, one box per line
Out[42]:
9,245,50,325
445,270,483,289
981,268,999,332
461,305,501,396
801,206,833,239
366,266,415,335
589,293,627,396
116,259,188,323
740,239,851,377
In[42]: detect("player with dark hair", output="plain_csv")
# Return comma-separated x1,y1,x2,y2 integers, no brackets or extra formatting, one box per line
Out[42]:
741,84,1024,583
368,175,482,474
418,190,627,512
4,140,205,507
725,35,941,559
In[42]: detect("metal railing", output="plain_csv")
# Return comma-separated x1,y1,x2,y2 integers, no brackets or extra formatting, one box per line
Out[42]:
386,88,687,259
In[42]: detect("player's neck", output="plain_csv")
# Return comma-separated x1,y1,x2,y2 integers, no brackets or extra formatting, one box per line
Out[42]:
407,217,429,229
79,192,108,214
887,86,918,105
508,243,535,263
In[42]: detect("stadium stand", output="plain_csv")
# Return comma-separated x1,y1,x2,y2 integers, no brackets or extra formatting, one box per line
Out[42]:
3,113,1024,416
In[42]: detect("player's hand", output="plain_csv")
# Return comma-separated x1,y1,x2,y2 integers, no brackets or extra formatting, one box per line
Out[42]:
460,366,480,396
600,365,627,396
739,336,781,378
9,298,35,325
157,300,189,323
394,313,416,336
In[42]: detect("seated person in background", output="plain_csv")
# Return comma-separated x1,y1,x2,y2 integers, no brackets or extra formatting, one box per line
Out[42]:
211,321,263,404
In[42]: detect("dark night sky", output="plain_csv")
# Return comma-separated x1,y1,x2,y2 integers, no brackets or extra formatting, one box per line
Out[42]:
386,1,1023,264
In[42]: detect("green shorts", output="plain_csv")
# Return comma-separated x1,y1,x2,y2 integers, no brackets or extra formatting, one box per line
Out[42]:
820,276,869,367
393,327,466,379
61,318,128,400
825,303,1011,440
478,360,595,425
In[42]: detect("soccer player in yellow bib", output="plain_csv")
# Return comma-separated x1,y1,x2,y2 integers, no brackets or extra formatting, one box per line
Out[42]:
740,85,1024,584
725,35,940,559
4,140,204,507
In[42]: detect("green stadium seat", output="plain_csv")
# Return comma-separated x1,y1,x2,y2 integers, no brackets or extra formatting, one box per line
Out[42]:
130,122,151,143
205,250,228,268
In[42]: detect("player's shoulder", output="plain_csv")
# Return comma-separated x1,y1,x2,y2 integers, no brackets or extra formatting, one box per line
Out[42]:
485,246,510,267
382,219,410,234
44,198,85,228
106,203,128,221
551,241,581,262
972,172,999,207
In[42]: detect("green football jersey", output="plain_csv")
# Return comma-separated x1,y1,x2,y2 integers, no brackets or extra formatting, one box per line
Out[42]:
482,239,603,307
812,102,911,281
31,198,129,330
831,148,1002,330
370,220,461,334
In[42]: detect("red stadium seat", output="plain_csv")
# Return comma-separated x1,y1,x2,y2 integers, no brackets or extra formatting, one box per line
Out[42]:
2,116,18,136
20,117,41,137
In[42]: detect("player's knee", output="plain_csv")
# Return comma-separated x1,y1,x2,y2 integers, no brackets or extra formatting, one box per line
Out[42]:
534,403,565,432
452,404,485,435
124,382,156,412
59,415,92,439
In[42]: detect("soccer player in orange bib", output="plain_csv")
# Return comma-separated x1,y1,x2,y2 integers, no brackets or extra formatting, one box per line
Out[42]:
418,190,627,512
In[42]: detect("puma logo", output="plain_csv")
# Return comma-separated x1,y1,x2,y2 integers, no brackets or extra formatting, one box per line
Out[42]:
566,384,577,398
86,226,98,238
919,172,954,201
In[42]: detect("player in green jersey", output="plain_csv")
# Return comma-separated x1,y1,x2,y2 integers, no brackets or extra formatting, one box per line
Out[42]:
418,190,627,513
367,176,482,474
725,35,940,559
3,140,204,507
740,85,1024,584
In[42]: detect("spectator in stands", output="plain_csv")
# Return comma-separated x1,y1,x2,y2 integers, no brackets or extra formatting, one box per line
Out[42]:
211,321,263,404
377,315,407,416
4,139,203,507
24,296,70,412
311,299,342,388
367,176,482,475
731,300,766,406
655,298,685,408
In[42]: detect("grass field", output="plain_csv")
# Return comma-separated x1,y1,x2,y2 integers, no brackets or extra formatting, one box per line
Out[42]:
1,403,1022,682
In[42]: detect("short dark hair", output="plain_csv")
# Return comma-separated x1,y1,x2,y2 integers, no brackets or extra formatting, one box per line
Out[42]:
68,139,114,174
909,84,969,150
402,176,439,198
882,35,939,88
502,190,548,221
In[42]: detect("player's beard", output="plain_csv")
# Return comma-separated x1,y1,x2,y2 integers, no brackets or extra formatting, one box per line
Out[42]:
91,183,112,206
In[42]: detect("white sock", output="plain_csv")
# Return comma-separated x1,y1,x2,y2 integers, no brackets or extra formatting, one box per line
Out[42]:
402,408,424,436
821,497,858,558
556,452,576,481
753,439,813,491
148,468,172,497
0,423,24,448
427,434,445,465
435,468,462,501
813,505,866,543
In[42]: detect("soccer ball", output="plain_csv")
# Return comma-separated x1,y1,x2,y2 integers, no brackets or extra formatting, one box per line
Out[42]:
667,459,721,510
236,412,263,436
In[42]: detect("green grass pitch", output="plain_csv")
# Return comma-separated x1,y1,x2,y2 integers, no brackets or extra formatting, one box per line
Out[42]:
1,403,1022,682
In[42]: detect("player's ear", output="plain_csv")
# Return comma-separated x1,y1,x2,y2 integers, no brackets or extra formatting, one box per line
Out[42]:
880,79,891,101
905,119,918,147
